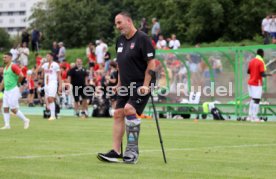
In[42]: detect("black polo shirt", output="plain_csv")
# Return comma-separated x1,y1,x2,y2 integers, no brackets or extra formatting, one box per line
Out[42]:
67,66,88,86
116,30,155,86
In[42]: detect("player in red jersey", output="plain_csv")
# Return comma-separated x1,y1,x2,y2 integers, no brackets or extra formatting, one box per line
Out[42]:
247,49,271,122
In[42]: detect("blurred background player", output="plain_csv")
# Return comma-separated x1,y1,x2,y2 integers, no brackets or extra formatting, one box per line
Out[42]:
0,52,30,129
67,58,89,118
247,49,271,122
37,53,62,120
27,69,35,107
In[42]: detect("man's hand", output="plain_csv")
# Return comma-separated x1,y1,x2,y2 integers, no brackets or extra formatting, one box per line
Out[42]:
139,86,150,95
58,85,62,95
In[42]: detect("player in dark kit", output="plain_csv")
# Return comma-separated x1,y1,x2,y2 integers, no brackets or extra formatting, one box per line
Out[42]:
67,58,89,118
97,12,156,164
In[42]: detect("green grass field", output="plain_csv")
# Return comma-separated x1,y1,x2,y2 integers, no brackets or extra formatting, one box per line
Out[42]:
0,116,276,179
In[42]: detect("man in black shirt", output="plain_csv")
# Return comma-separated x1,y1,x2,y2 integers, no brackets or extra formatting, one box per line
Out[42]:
67,58,89,118
21,29,30,47
51,41,59,62
97,12,156,164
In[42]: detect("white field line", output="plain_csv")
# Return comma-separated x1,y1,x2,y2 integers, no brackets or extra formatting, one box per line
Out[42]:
0,143,276,160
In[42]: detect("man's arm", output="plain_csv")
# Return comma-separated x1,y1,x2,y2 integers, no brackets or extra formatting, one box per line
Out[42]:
0,80,4,92
143,59,156,87
57,71,62,86
260,61,271,77
117,69,121,87
18,73,24,83
57,71,62,94
109,78,117,84
35,62,44,75
11,64,24,83
261,72,272,77
23,49,29,56
67,74,71,84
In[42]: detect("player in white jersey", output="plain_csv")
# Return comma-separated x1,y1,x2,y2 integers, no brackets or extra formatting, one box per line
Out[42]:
0,52,30,130
37,53,62,120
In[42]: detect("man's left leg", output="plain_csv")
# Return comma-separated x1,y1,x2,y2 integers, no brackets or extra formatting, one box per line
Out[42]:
9,88,30,129
123,94,149,164
251,86,263,122
11,108,30,129
123,103,141,164
48,97,56,120
251,98,261,122
80,91,88,118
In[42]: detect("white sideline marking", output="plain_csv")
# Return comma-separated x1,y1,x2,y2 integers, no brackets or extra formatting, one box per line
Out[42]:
0,143,276,160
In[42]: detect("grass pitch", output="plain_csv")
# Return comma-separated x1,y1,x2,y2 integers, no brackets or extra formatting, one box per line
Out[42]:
0,116,276,179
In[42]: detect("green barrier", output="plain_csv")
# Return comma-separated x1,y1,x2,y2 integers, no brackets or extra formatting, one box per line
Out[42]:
150,45,276,119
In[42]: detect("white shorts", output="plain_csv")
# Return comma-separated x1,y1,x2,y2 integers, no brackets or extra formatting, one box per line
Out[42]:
248,85,262,99
96,56,104,64
44,83,57,98
3,86,21,109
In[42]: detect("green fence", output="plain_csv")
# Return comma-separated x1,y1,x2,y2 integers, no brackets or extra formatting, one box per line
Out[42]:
146,45,276,119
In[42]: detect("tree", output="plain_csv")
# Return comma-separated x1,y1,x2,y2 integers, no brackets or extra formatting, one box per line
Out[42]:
30,0,276,47
0,28,11,50
30,0,111,48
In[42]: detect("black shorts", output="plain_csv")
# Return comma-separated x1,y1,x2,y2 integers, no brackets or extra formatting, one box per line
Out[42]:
115,88,150,115
72,86,87,102
89,62,95,68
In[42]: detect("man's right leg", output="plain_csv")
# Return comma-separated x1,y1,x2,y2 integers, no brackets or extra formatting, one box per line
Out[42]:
1,107,11,129
73,88,80,117
48,97,56,120
112,108,125,153
74,101,80,117
97,108,125,163
252,98,261,121
247,99,254,121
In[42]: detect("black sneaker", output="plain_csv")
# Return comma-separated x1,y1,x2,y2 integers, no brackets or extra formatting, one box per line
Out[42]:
81,111,88,118
97,149,122,163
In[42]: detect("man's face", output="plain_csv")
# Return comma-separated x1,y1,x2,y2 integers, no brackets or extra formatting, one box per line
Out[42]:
172,35,176,40
115,15,130,36
76,59,82,67
159,35,163,40
46,54,53,62
3,55,11,64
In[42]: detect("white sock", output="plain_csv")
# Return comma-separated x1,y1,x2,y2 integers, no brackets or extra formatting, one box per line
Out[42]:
252,103,260,119
49,102,56,118
248,100,254,118
16,110,28,122
16,110,27,122
3,113,10,127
